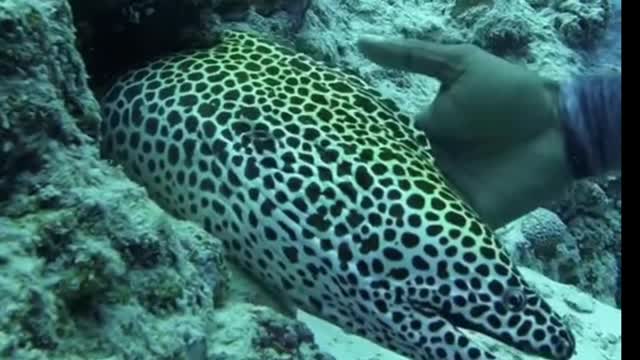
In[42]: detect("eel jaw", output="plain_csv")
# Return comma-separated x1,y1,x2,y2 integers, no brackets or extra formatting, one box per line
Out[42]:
408,299,576,360
399,300,498,360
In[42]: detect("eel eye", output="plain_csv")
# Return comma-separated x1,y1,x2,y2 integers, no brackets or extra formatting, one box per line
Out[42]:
503,288,526,312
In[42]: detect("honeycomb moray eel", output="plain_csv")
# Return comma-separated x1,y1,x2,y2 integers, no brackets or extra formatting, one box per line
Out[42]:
100,30,576,360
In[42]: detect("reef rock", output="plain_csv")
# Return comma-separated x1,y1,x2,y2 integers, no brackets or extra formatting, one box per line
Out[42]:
0,1,330,359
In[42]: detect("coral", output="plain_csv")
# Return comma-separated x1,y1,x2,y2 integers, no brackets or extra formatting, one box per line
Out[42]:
507,208,582,286
515,177,621,307
520,208,571,259
500,194,619,307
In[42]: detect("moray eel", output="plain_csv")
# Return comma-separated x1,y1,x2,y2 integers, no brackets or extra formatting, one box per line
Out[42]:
99,30,576,360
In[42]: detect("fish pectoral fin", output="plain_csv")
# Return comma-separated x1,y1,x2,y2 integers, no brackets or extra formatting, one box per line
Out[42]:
226,260,298,318
407,300,498,360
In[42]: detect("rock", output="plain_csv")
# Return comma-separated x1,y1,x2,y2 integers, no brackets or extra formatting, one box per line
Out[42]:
544,178,621,307
293,0,587,126
595,175,621,209
210,303,334,360
70,0,224,91
565,292,596,314
69,0,311,92
585,0,620,73
217,0,311,29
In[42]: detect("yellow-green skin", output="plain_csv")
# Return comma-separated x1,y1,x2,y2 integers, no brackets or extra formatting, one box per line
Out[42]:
99,30,575,360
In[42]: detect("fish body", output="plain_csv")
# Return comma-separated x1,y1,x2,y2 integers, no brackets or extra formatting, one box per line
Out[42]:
100,30,575,360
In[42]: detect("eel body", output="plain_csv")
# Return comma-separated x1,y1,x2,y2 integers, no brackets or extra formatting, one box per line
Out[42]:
100,30,576,360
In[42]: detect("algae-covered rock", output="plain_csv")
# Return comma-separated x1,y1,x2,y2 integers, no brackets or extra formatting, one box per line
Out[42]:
210,303,335,360
0,0,100,175
0,0,228,358
472,10,534,57
525,0,611,50
0,1,338,359
451,0,494,17
554,180,612,219
547,178,621,306
0,94,232,359
551,0,611,50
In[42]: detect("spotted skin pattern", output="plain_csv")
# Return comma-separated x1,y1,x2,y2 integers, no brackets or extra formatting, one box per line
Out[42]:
100,31,576,360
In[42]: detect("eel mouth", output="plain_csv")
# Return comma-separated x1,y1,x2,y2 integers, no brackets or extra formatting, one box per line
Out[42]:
408,298,486,335
408,299,575,360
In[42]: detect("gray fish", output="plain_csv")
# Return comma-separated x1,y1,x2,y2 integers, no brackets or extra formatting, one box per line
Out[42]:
99,30,576,360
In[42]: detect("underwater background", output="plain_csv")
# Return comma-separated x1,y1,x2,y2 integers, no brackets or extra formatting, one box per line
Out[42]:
0,0,620,360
